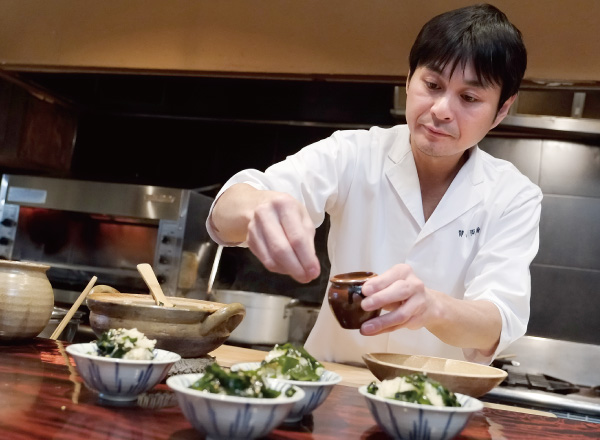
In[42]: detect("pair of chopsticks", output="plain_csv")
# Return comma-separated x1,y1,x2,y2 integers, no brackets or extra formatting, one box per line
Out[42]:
49,276,98,341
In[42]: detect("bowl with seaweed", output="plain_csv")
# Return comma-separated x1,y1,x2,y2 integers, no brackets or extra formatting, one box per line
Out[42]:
66,328,181,401
166,363,304,439
359,373,483,440
232,343,342,423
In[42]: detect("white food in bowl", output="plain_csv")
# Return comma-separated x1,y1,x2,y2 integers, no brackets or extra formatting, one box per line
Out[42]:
167,373,305,439
359,385,483,440
232,361,342,423
94,327,157,360
66,343,180,401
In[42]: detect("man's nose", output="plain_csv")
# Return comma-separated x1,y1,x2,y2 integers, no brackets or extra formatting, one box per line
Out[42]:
431,95,453,121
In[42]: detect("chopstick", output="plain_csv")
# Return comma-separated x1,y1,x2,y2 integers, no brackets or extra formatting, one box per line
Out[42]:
207,245,223,296
49,276,98,340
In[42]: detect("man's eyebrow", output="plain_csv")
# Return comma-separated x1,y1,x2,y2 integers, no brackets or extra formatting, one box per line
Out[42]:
464,78,487,88
424,65,488,88
423,66,491,89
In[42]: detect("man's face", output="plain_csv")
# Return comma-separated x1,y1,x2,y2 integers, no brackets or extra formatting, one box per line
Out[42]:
405,62,514,160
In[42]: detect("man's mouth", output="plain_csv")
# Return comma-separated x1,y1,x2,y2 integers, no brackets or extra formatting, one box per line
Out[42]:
423,124,453,138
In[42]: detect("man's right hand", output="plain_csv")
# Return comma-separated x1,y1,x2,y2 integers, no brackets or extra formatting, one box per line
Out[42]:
211,183,321,284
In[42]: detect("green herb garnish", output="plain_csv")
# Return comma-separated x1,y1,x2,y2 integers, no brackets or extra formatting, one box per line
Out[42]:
257,343,324,382
94,328,155,359
189,363,295,398
367,373,461,407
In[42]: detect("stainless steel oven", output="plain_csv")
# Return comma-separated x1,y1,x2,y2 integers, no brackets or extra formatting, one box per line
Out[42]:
0,174,217,304
484,336,600,423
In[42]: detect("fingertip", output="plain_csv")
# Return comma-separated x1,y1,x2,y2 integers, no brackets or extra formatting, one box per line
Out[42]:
361,284,373,296
360,297,375,311
360,321,377,336
307,265,320,280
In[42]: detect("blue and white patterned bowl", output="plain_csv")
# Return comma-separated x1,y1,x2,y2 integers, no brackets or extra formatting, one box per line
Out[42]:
358,385,483,440
166,373,305,439
232,361,342,423
65,342,181,401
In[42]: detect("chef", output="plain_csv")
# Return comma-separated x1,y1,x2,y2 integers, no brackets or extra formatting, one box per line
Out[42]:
206,3,542,365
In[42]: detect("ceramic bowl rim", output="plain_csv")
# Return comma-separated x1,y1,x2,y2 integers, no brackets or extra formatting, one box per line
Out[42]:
167,372,306,405
363,352,507,380
65,342,181,365
0,259,50,270
231,361,343,387
358,385,484,413
86,291,229,313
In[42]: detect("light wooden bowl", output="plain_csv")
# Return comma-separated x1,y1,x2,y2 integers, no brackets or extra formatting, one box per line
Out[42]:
362,352,507,397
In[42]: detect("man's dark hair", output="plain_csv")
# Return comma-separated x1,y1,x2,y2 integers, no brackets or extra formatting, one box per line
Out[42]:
408,3,527,110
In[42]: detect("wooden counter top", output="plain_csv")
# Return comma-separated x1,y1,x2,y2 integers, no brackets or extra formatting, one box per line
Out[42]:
1,338,598,440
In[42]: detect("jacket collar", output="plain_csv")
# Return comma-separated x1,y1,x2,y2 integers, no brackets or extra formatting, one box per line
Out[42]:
385,126,485,239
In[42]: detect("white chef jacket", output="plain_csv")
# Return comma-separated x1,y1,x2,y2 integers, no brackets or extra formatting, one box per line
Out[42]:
206,125,542,365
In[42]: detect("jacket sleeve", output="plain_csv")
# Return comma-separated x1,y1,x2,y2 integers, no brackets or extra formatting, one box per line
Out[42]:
206,129,366,246
462,182,543,364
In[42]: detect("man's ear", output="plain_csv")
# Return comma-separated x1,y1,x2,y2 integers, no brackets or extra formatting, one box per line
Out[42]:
405,71,411,93
491,94,517,129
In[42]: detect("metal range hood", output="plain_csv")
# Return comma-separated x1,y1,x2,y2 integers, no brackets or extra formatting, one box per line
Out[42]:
499,114,600,137
391,81,600,140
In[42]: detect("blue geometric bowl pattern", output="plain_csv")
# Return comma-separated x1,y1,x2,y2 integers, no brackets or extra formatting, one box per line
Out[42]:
231,361,342,423
66,343,181,401
167,373,305,440
358,385,483,440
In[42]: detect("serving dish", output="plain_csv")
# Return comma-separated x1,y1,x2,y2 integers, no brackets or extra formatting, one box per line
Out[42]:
86,287,245,358
65,342,181,401
363,352,507,397
166,373,304,439
232,361,342,423
359,385,483,440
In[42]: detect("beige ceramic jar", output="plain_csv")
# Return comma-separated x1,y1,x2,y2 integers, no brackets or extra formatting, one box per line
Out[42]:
0,260,54,341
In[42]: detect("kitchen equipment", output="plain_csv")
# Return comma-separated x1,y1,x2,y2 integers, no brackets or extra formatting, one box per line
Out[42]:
328,271,379,329
483,336,600,421
49,276,97,340
362,352,507,397
0,259,53,341
0,174,217,304
137,263,174,307
86,288,245,358
38,307,85,342
211,289,298,345
207,245,298,345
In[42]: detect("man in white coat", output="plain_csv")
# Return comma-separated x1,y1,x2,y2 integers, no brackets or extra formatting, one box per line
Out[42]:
206,3,542,365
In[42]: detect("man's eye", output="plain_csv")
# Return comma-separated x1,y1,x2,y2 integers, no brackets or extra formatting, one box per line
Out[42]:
425,81,438,90
462,95,477,103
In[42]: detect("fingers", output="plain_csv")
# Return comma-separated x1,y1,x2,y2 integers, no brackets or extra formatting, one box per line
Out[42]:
361,264,414,298
360,302,422,336
361,266,421,312
246,194,320,283
358,264,428,336
279,202,321,280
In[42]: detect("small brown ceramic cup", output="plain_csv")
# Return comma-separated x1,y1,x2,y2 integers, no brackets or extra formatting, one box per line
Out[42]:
328,271,380,329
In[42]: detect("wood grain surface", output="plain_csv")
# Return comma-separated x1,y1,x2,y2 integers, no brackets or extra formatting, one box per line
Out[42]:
2,339,596,440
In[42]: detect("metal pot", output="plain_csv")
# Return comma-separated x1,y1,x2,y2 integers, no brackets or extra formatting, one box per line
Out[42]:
207,245,299,345
211,289,298,345
38,307,85,342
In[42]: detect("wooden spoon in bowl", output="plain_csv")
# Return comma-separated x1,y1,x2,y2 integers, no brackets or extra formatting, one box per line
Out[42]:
137,263,175,307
